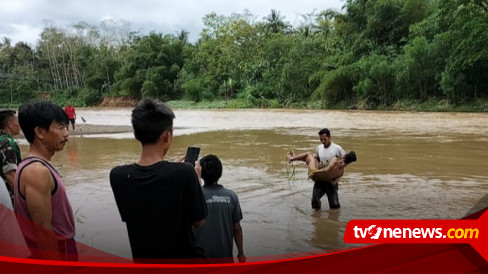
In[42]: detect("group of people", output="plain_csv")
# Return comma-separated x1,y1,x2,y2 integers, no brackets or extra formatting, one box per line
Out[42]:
0,98,355,263
109,98,245,263
0,100,245,263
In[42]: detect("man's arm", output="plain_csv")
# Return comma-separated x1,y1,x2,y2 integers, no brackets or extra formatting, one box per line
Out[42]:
189,165,207,229
309,158,340,182
192,219,205,229
330,175,343,186
320,157,339,173
4,169,15,189
287,151,311,163
1,141,19,190
233,222,246,262
21,163,61,260
194,161,202,184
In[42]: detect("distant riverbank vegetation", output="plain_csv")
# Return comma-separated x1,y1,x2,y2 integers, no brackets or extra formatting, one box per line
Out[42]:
1,0,487,112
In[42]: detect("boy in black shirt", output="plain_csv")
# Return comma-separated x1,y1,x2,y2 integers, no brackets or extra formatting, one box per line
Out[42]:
110,98,207,263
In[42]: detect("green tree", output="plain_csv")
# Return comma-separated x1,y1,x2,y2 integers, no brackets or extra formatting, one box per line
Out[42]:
264,9,290,34
436,0,488,101
114,33,187,100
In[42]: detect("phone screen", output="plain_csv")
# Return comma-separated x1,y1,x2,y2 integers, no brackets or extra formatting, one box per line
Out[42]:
184,146,200,166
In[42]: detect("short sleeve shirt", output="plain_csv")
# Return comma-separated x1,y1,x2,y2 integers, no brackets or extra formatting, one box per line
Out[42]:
64,106,76,119
316,142,345,165
110,161,207,260
195,184,243,258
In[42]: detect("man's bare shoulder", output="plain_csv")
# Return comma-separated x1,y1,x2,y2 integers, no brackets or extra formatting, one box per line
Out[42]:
20,162,53,186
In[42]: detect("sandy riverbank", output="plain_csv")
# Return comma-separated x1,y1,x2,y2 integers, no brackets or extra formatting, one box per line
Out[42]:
67,124,133,135
16,124,133,139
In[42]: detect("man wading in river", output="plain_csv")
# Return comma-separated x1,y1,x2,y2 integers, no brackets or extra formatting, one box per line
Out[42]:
288,128,347,210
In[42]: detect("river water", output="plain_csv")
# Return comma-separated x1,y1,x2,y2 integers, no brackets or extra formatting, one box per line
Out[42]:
17,108,488,259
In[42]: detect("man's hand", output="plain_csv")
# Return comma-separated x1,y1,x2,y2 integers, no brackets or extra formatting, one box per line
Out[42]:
237,252,246,263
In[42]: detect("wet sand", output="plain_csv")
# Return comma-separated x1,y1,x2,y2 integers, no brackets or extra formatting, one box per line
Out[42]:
67,124,133,136
16,124,133,138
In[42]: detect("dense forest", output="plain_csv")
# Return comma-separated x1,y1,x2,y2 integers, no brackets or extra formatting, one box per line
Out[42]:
1,0,487,110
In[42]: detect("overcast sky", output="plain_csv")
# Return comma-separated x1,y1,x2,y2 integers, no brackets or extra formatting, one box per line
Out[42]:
1,0,345,46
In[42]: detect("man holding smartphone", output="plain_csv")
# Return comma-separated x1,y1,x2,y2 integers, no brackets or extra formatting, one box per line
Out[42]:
110,98,207,262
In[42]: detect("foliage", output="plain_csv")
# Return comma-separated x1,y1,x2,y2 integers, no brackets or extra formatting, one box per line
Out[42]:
1,1,487,111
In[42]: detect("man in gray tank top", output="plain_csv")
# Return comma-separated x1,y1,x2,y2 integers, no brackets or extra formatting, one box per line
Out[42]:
195,154,245,263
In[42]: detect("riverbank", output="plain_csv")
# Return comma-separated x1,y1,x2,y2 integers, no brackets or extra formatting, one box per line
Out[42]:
165,98,488,112
15,124,133,138
66,124,133,136
2,97,487,112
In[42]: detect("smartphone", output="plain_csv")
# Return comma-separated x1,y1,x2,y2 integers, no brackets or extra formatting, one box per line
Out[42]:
184,146,201,166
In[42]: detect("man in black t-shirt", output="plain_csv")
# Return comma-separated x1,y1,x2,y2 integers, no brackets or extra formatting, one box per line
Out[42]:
110,98,207,263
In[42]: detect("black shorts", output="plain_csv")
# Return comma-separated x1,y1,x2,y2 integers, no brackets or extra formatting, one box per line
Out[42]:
69,119,75,125
312,181,340,209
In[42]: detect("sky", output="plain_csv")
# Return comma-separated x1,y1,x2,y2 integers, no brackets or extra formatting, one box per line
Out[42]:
1,0,345,46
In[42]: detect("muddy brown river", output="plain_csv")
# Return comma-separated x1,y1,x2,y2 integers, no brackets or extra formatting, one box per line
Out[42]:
17,109,488,259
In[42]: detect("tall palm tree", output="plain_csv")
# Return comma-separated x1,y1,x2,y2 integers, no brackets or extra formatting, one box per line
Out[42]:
313,10,339,39
177,30,189,43
265,9,288,34
0,36,12,49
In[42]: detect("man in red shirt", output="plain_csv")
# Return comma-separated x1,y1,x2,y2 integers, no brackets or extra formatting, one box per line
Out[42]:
64,102,76,131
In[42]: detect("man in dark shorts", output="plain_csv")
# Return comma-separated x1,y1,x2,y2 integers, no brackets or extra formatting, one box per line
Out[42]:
64,102,76,131
288,128,346,210
110,98,207,263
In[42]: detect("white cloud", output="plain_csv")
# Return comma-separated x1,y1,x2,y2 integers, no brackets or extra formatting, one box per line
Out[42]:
0,0,344,46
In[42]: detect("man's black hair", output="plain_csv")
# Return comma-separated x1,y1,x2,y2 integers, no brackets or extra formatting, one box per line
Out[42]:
344,151,357,164
18,101,69,143
131,98,175,145
0,110,16,129
318,128,330,137
199,154,223,185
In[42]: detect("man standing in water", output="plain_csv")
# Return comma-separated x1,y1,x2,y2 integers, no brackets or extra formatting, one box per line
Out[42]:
288,128,345,210
110,98,207,262
15,101,77,260
64,102,76,131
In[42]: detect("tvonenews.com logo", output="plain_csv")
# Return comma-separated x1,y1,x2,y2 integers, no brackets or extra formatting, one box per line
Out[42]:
343,211,488,261
353,225,479,240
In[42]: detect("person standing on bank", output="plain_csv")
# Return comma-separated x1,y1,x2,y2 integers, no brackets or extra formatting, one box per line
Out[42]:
64,102,76,131
0,110,22,203
288,128,345,210
14,101,77,260
195,154,245,263
110,98,207,262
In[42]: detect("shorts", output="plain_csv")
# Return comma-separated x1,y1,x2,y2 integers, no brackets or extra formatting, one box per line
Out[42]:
311,181,340,209
69,119,75,125
26,237,78,261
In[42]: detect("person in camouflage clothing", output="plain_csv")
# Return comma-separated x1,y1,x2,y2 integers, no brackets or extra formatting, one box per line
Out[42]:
0,110,22,202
